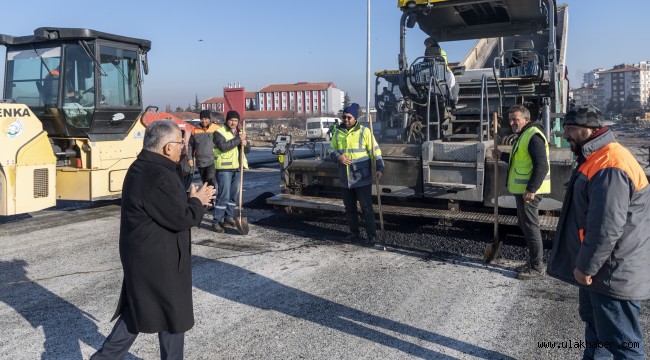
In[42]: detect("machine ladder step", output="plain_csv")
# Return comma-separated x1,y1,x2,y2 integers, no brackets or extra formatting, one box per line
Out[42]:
425,182,477,190
266,194,558,231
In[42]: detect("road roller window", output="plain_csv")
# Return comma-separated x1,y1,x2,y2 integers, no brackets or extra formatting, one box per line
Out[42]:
99,46,140,108
4,46,61,116
62,43,95,129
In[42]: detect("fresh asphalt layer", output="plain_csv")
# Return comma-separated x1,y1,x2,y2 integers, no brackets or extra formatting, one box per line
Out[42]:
2,196,649,359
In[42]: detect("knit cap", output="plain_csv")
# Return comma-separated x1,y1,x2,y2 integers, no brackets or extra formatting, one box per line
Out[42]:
225,110,240,122
343,103,359,119
199,110,211,120
563,105,604,128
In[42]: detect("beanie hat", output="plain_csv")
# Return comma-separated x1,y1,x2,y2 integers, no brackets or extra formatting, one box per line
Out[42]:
225,110,240,122
424,37,438,47
199,110,211,120
563,105,604,128
343,103,359,120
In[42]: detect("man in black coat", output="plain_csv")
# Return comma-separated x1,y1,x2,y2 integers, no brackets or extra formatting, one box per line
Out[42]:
92,120,215,359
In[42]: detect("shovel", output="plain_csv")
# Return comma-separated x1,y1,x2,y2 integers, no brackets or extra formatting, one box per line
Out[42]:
235,141,249,235
484,112,501,263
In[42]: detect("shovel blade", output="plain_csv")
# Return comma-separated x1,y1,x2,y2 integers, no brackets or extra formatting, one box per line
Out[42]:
483,241,502,264
235,216,249,235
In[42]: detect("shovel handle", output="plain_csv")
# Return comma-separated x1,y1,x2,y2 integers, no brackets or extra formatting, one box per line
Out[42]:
238,142,244,221
493,112,499,241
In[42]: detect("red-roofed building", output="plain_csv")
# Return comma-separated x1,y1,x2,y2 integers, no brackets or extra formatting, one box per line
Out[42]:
201,92,258,113
595,62,650,110
257,82,344,115
201,97,224,113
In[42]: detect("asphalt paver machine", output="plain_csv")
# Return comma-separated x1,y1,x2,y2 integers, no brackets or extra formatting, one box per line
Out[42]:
268,0,573,230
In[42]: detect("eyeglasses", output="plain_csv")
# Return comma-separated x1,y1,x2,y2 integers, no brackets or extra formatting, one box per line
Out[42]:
343,115,354,120
166,139,185,146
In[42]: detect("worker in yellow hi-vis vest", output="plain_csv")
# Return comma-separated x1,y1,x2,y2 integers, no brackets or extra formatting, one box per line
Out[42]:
211,110,249,233
329,103,384,247
493,105,551,280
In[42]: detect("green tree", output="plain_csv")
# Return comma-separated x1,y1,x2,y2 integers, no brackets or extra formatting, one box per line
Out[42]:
175,106,183,112
605,99,622,119
165,104,172,112
343,94,351,109
185,103,192,112
194,94,200,113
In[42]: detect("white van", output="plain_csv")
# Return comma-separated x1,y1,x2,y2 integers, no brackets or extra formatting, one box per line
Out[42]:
305,117,340,141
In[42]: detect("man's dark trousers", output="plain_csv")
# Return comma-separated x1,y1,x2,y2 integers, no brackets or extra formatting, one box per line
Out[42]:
91,313,185,360
515,194,543,271
341,184,376,238
579,288,644,359
198,166,216,188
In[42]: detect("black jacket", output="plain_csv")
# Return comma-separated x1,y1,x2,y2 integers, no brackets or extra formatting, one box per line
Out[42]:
112,150,205,333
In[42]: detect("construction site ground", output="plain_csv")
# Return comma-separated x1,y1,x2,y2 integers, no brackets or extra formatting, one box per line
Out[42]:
1,127,649,359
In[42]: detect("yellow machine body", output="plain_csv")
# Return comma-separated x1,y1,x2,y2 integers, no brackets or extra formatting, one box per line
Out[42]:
0,103,145,215
53,122,144,201
0,104,56,215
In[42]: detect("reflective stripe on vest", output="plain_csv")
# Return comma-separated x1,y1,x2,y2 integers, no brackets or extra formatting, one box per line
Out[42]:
507,126,551,194
332,124,382,182
332,125,381,158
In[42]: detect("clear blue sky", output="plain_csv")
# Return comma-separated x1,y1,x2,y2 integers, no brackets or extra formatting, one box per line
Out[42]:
1,0,649,109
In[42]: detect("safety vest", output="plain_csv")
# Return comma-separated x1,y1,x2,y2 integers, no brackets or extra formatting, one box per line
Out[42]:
507,125,551,194
332,124,381,160
214,126,248,170
331,123,382,185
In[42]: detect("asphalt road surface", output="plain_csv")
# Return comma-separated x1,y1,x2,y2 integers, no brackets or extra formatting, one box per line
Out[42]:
1,165,649,359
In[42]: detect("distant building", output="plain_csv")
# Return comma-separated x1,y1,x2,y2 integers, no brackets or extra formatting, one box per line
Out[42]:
200,92,257,113
570,85,598,107
582,68,604,87
596,62,650,110
199,82,345,121
201,97,224,113
257,82,344,115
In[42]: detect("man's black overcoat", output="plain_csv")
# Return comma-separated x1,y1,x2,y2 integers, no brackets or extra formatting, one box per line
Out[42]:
111,150,205,333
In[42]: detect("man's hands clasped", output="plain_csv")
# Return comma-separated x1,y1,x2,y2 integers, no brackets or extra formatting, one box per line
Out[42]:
190,182,216,206
337,154,383,181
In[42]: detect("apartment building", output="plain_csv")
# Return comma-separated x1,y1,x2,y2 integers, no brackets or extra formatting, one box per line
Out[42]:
257,82,344,115
570,85,598,107
582,68,604,87
595,62,650,110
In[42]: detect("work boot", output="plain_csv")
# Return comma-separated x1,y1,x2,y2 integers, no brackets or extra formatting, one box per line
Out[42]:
212,223,225,233
343,233,360,243
224,218,237,228
361,236,376,247
516,265,544,280
514,263,530,273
